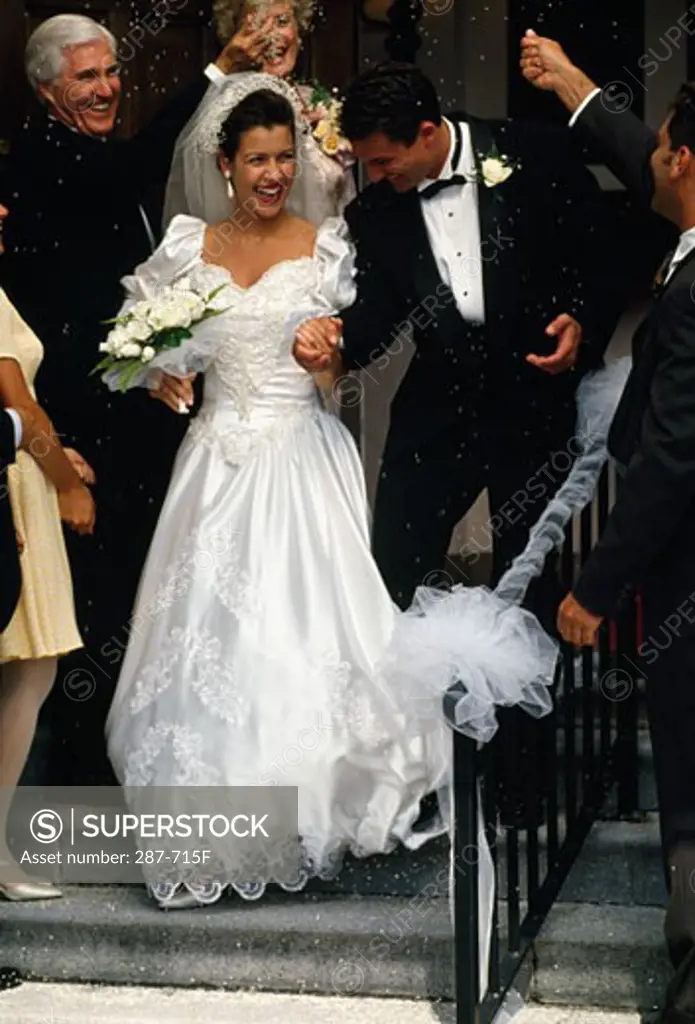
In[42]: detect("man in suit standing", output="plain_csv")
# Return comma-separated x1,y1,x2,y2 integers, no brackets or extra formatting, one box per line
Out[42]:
0,14,242,784
521,30,695,1023
294,62,625,822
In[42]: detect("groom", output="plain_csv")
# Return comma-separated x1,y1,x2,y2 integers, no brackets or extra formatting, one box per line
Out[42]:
296,62,624,614
521,31,695,1024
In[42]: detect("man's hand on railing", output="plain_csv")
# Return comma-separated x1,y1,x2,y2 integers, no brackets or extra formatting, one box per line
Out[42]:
557,591,603,647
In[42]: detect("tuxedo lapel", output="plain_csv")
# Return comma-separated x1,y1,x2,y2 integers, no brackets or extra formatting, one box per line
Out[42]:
465,116,518,326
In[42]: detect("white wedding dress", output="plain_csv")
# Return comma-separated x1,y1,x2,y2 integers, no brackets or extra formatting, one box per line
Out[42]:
105,215,556,946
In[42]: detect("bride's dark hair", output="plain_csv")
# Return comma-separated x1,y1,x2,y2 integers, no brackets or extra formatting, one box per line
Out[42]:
218,89,296,160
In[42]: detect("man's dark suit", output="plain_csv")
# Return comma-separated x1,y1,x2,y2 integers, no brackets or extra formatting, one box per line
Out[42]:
340,113,625,612
0,410,20,633
0,78,210,784
570,92,695,1023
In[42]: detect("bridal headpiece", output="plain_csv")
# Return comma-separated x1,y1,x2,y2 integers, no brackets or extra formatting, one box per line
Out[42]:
192,73,307,155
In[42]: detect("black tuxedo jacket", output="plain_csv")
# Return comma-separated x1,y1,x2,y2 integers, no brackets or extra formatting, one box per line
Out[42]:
572,94,695,616
0,409,20,632
0,77,208,456
340,112,626,459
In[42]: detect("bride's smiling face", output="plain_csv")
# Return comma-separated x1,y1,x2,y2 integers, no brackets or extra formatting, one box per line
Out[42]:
220,124,296,218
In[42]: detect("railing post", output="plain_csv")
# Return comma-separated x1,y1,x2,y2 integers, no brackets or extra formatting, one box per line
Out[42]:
616,592,641,818
452,727,481,1024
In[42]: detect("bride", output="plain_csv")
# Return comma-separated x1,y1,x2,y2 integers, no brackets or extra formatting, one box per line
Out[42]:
104,75,555,935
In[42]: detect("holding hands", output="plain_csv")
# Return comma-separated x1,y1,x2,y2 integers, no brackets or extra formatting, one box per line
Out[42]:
293,317,344,375
60,448,95,535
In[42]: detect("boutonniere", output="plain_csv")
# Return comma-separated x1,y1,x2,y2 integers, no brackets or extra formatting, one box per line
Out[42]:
296,81,355,170
474,147,517,192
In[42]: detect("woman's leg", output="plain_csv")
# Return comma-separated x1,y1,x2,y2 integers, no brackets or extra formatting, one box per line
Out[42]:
0,657,57,860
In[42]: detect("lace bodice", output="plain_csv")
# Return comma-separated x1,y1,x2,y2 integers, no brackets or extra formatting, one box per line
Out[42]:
109,216,356,465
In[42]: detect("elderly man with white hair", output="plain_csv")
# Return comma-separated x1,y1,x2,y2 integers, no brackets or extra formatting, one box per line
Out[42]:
0,13,241,787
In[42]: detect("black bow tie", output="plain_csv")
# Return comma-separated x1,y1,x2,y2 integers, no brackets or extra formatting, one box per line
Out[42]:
420,174,469,199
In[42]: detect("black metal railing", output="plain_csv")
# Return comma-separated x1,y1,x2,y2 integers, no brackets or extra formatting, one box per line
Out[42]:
452,463,642,1023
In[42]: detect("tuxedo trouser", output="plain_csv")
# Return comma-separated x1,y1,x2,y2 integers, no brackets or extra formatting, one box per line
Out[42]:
372,421,571,821
641,579,695,1021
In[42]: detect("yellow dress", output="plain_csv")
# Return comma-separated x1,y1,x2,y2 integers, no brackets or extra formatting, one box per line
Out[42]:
0,288,82,662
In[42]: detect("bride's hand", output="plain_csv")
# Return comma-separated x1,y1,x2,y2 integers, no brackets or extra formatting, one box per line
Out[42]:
215,13,275,74
294,318,343,373
149,372,197,415
63,448,96,485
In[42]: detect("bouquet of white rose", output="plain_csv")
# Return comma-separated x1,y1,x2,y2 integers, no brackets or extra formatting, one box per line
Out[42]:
94,278,227,392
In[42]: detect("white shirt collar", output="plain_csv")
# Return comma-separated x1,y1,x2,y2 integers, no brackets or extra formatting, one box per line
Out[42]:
673,225,695,265
47,112,108,141
418,117,459,193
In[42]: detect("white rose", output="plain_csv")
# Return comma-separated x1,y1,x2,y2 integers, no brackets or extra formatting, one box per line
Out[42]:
130,300,152,320
481,157,513,187
172,276,191,294
120,341,143,359
99,340,114,354
141,345,156,362
180,293,206,320
107,326,130,355
148,302,192,331
123,317,152,342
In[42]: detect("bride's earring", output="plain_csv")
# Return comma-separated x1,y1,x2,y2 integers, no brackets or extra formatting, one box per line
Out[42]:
224,171,234,201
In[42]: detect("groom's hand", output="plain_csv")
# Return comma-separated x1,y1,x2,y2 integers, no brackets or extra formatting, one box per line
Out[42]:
558,592,603,648
526,314,581,375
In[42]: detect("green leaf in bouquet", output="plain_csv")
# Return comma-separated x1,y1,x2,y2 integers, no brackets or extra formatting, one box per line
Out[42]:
156,326,194,350
91,355,116,376
205,284,227,303
309,80,331,107
199,306,228,323
115,358,149,392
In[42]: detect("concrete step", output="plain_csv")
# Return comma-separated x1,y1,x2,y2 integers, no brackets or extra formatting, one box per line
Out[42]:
533,903,668,1014
2,737,662,1009
533,814,670,1013
0,982,647,1024
0,884,455,1000
0,817,668,1008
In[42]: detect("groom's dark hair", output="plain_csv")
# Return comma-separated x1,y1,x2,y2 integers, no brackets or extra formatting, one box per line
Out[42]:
341,63,441,146
667,82,695,153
